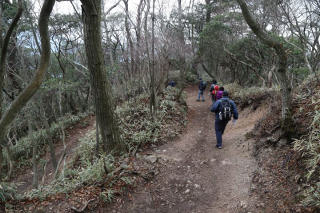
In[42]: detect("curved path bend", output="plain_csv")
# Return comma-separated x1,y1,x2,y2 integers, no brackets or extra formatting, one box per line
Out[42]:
107,86,266,213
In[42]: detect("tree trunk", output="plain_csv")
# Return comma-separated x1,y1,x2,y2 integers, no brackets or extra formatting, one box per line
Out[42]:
205,0,211,23
41,109,57,170
236,0,293,136
0,0,23,120
81,0,125,153
176,0,187,101
4,143,13,180
136,0,145,85
149,0,156,118
29,120,39,188
0,0,55,174
123,0,136,77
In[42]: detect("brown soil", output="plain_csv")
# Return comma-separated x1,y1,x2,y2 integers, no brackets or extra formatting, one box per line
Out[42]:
10,86,268,212
103,86,267,213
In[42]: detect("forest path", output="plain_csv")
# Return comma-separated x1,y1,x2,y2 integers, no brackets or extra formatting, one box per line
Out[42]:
106,85,266,213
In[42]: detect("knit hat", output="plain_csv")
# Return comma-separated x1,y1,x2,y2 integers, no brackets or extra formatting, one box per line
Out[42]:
222,91,229,97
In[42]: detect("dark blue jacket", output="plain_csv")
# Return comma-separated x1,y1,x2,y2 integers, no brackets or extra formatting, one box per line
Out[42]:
168,80,176,87
199,81,206,91
211,97,238,120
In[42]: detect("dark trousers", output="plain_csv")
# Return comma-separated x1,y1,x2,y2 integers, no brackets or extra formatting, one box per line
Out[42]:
215,119,229,147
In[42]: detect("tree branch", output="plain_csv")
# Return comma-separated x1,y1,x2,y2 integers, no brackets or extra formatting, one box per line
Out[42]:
0,0,56,145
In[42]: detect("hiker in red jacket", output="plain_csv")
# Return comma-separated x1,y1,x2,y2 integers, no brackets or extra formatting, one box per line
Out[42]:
211,85,219,103
216,86,224,100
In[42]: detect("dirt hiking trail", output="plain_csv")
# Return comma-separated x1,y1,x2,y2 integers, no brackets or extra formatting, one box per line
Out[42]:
105,86,267,213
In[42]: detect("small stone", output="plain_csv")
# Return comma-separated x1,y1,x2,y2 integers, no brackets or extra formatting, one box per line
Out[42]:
145,155,158,164
278,138,288,147
194,184,200,189
120,162,129,169
250,184,257,191
210,158,216,162
200,160,206,165
240,201,247,209
198,130,202,134
184,189,190,194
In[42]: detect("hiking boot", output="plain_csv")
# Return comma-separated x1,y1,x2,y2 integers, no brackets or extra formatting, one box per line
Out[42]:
196,99,200,102
216,145,222,149
202,99,205,102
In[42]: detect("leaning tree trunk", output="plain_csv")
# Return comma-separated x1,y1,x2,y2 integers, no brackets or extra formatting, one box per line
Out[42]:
236,0,293,136
0,1,23,169
81,0,125,153
0,0,23,120
0,0,55,174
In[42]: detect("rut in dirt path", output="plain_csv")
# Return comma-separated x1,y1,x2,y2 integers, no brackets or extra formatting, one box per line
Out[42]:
106,85,267,213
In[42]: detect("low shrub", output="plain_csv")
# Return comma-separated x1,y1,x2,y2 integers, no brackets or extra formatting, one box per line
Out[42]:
224,83,279,109
5,113,90,170
293,90,320,208
118,86,187,153
0,182,17,202
21,87,187,200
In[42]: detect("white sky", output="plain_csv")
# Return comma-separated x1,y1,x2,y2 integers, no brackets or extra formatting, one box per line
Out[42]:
48,0,202,17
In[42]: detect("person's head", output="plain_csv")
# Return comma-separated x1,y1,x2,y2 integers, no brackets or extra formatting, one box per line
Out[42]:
199,78,202,81
219,86,224,91
212,80,217,84
223,91,229,97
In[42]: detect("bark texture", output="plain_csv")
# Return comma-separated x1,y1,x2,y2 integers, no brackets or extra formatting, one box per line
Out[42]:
236,0,293,134
149,0,156,118
81,0,125,153
0,0,23,120
0,0,55,147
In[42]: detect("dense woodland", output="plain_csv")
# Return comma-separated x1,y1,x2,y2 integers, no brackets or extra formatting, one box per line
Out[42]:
0,0,320,212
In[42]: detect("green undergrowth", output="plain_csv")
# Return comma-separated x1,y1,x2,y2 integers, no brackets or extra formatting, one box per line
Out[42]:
0,182,16,202
293,83,320,208
3,112,90,172
118,86,187,153
224,83,278,108
20,87,187,201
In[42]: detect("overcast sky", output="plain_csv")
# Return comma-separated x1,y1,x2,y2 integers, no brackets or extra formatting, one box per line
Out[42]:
44,0,202,17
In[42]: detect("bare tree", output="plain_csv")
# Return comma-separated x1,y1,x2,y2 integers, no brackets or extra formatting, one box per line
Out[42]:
236,0,293,134
123,0,136,78
149,0,156,117
176,0,187,100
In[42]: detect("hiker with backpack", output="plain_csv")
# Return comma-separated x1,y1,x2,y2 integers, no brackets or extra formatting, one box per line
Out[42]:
216,86,224,100
211,91,238,149
168,80,176,87
209,80,218,102
197,78,207,102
